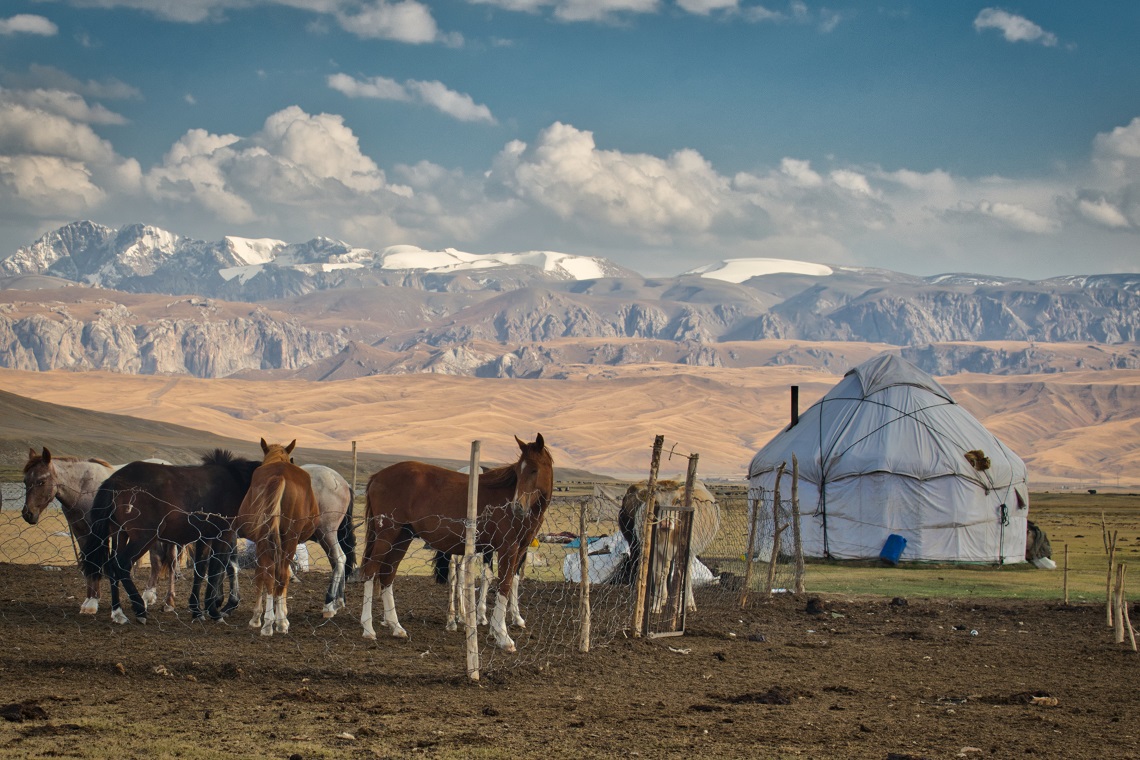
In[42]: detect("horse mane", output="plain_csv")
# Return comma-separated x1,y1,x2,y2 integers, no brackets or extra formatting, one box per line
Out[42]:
23,453,112,473
479,463,518,490
200,448,241,465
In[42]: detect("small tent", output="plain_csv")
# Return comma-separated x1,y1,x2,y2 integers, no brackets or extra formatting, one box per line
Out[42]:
748,353,1029,563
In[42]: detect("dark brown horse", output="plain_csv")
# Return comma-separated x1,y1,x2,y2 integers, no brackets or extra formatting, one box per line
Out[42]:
82,450,260,624
233,439,320,637
360,434,553,652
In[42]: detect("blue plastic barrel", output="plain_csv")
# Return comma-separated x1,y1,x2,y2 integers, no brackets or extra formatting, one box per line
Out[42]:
879,534,907,566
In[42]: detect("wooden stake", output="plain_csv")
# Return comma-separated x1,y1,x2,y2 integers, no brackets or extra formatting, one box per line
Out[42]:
1107,529,1118,628
791,454,805,596
740,485,763,608
632,435,665,638
578,498,591,653
765,463,787,595
351,440,358,501
1062,544,1069,606
464,440,481,681
1115,562,1125,645
1122,565,1137,653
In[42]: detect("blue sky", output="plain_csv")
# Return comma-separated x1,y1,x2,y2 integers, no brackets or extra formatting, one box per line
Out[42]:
0,1,1137,278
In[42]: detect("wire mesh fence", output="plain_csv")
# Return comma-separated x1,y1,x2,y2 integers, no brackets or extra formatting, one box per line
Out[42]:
0,474,800,677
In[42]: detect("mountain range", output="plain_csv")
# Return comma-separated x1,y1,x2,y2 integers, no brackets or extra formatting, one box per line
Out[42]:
1,220,1138,379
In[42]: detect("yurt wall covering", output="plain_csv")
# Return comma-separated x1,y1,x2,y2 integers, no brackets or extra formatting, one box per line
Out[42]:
747,353,1030,563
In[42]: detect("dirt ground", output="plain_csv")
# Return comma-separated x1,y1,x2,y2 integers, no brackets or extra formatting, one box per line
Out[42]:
1,562,1138,760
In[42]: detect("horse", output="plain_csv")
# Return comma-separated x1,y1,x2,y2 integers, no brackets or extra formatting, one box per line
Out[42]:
81,450,261,624
219,463,355,619
360,434,553,652
618,479,721,613
233,439,320,636
21,448,181,615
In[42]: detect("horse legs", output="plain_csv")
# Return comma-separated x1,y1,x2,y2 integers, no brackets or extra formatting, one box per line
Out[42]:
142,542,177,612
273,543,294,634
445,555,462,632
108,537,147,624
318,530,347,619
80,574,100,615
360,521,412,641
189,541,210,620
490,548,520,652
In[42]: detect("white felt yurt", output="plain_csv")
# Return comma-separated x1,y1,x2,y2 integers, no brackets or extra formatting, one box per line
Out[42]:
747,353,1030,564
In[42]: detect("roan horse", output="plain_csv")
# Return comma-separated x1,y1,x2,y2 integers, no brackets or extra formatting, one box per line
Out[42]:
360,434,553,652
82,450,261,624
22,448,180,615
233,439,320,637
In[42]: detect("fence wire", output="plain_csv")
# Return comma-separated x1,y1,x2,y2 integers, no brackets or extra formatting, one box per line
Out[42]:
0,479,799,677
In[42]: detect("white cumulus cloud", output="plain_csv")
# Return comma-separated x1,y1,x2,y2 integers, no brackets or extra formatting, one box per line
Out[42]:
974,8,1058,47
335,0,457,44
0,14,58,36
328,73,495,123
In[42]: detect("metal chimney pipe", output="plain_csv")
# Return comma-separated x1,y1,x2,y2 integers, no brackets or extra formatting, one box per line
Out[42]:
790,385,800,426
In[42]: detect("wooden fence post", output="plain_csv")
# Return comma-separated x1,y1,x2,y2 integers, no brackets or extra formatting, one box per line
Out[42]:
765,463,786,595
682,453,699,619
579,498,591,653
741,486,763,609
464,440,481,681
632,435,665,638
791,454,805,595
1062,544,1069,606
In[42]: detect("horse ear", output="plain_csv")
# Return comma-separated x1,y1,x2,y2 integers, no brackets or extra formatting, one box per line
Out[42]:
260,438,269,454
285,440,297,454
515,435,526,451
28,447,38,461
42,447,52,464
535,433,544,450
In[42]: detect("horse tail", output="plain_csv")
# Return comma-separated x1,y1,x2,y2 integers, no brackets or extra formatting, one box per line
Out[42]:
337,487,357,576
266,478,287,561
433,550,450,584
80,485,113,580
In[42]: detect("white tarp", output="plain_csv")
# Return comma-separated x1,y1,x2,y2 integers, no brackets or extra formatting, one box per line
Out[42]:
562,530,720,587
748,353,1030,563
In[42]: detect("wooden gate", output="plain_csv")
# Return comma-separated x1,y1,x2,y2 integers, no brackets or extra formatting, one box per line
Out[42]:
643,503,695,638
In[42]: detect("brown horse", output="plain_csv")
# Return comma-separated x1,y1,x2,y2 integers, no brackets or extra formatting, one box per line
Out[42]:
360,434,553,652
233,439,320,637
22,448,180,615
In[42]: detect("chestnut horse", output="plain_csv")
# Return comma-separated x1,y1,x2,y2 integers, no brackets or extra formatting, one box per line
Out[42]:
82,450,260,624
233,439,320,637
22,448,180,615
360,434,553,652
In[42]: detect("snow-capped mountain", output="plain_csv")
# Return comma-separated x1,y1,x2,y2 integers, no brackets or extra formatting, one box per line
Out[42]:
1,220,1138,380
1,222,633,298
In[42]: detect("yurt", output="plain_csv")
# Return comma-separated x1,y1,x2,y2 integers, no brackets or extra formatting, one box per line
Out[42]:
747,353,1029,563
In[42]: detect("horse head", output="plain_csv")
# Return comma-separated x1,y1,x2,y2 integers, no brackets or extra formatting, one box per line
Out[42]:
512,433,554,512
259,438,297,465
21,447,57,525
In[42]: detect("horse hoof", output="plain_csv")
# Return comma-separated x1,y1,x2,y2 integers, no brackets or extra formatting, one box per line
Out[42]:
248,618,261,629
445,621,457,632
260,627,274,637
392,629,408,640
111,609,129,625
322,610,336,620
80,599,99,615
163,604,175,613
362,631,377,641
501,642,517,653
